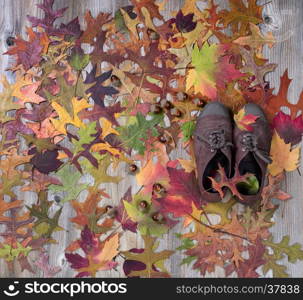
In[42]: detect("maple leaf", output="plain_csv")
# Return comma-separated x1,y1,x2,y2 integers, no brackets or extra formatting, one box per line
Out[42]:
234,108,259,131
20,133,57,153
123,194,171,236
122,235,173,278
155,167,201,218
13,81,45,105
268,131,300,176
50,97,92,134
65,226,119,277
273,111,303,146
174,10,197,33
186,43,243,99
117,112,163,154
131,0,164,22
0,243,32,262
48,165,88,204
208,165,253,200
136,159,170,195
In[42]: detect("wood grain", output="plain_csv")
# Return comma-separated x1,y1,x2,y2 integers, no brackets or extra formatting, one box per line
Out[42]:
0,0,302,278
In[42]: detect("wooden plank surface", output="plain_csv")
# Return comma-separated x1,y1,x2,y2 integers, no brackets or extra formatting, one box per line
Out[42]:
0,0,302,278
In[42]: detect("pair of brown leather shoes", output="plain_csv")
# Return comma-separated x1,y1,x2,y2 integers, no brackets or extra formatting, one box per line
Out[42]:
193,102,272,205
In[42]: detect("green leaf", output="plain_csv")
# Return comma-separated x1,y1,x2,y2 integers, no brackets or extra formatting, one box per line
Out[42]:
263,235,303,263
73,121,97,154
263,251,288,278
181,120,196,142
236,175,259,195
0,243,32,262
27,191,63,238
70,52,90,71
117,112,164,154
180,255,197,266
123,194,168,237
20,134,57,153
48,165,88,203
176,234,195,250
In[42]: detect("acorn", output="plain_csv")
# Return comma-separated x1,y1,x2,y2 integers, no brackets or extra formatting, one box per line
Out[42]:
54,195,61,203
6,36,15,46
170,107,182,118
176,92,188,101
147,28,160,40
110,75,122,88
152,212,164,223
129,164,138,173
138,200,150,213
150,103,163,114
153,183,165,194
158,134,168,144
193,98,206,108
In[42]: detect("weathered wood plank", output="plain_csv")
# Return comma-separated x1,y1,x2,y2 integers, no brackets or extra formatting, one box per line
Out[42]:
0,0,302,278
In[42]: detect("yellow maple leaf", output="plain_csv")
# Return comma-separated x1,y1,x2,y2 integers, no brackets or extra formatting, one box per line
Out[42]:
51,97,91,134
268,131,300,176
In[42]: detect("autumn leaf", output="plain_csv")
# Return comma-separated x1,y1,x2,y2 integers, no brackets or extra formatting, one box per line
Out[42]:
234,108,259,131
268,131,300,176
51,97,92,134
273,111,303,146
208,165,253,200
122,235,173,278
234,23,275,53
66,226,119,277
186,43,243,99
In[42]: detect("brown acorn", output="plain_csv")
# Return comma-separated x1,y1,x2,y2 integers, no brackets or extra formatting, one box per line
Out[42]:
105,205,113,213
153,183,165,194
129,164,138,173
152,212,164,223
138,200,150,213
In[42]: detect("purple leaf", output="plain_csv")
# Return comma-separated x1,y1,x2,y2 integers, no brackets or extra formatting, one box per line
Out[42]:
30,149,63,174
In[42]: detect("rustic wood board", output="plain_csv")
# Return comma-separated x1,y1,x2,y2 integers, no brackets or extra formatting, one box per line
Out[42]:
0,0,302,278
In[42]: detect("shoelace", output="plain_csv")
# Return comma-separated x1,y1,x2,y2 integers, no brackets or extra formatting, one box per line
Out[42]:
240,132,272,164
197,129,233,152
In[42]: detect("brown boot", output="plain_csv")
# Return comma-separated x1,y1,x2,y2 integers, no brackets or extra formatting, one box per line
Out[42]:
193,102,233,202
233,103,272,205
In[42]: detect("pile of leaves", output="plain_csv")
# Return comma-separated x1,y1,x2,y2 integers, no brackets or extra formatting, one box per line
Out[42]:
1,0,303,278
